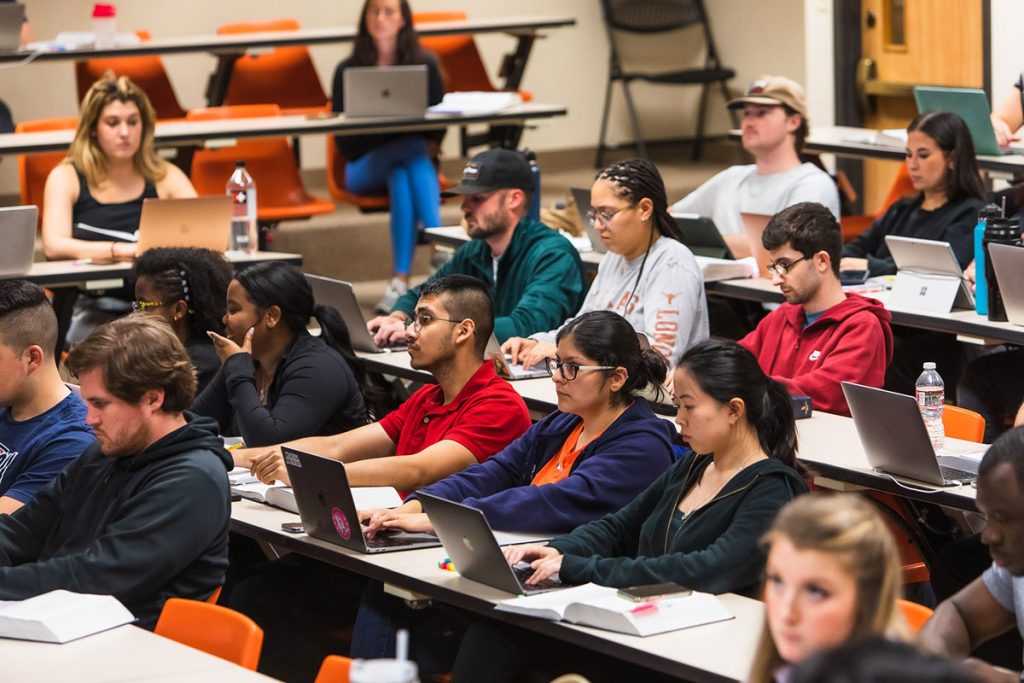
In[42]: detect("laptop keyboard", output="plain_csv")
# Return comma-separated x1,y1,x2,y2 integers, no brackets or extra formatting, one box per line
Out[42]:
512,562,564,594
939,465,977,484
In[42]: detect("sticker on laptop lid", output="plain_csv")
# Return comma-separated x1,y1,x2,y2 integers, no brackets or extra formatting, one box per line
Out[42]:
284,451,302,468
332,506,352,540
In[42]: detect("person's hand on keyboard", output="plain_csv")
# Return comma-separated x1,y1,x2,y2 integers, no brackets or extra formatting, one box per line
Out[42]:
362,508,433,539
503,543,563,585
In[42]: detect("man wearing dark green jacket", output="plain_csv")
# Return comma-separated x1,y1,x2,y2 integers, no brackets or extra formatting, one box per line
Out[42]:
368,149,586,345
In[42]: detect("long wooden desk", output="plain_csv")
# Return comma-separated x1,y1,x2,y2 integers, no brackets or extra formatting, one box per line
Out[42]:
230,499,764,683
0,103,568,156
1,624,275,682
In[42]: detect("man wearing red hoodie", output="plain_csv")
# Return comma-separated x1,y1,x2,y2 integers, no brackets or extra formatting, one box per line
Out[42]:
739,202,893,416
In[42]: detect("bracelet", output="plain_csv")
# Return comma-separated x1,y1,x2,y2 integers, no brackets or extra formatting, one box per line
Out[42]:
110,241,117,259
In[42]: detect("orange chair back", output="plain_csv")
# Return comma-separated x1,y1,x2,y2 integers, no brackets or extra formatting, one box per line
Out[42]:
314,654,353,683
188,105,333,222
16,117,78,229
325,134,390,211
413,12,497,94
897,598,934,635
154,597,263,670
942,405,986,443
840,164,916,242
74,30,188,120
217,19,328,113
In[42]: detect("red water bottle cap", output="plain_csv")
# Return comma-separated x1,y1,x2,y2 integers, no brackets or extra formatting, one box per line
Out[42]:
92,3,116,18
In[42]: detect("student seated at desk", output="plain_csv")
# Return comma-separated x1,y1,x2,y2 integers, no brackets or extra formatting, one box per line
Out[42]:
841,110,986,277
740,202,893,416
747,494,907,683
451,339,808,683
503,158,709,370
348,310,678,671
332,0,445,313
366,148,586,345
132,247,233,395
669,75,840,238
0,315,231,629
0,281,93,514
193,262,370,447
990,72,1024,148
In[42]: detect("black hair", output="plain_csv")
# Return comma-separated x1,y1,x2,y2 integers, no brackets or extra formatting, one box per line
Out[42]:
595,158,682,242
418,274,494,357
556,310,668,406
677,338,804,472
350,0,428,66
790,636,980,683
0,280,57,357
762,202,843,276
906,110,986,204
131,247,233,340
979,424,1024,490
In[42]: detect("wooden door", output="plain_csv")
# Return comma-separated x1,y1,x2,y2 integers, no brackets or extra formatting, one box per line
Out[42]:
858,0,984,211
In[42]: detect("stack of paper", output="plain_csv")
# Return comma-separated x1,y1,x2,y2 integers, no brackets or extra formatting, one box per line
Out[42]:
428,91,523,115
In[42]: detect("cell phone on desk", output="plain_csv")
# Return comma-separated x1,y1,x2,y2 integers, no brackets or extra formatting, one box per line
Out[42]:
839,269,870,286
617,582,692,602
281,521,305,534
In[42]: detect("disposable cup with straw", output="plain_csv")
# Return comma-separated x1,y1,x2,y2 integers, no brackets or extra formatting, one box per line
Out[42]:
350,628,419,683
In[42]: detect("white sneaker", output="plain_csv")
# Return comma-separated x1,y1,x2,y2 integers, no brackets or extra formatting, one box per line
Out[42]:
375,278,409,314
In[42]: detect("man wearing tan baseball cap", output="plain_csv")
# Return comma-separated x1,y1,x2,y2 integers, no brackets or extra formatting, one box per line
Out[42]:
670,75,839,241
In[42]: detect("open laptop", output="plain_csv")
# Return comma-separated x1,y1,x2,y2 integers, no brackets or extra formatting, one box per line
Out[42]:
418,493,565,595
0,206,37,276
486,334,550,380
885,235,974,309
343,65,428,118
570,186,607,255
306,274,406,353
671,214,733,259
134,196,233,254
282,447,440,553
987,243,1024,326
841,382,985,487
0,4,25,53
914,86,1020,156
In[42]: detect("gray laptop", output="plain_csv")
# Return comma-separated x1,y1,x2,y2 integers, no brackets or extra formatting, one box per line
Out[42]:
486,334,550,381
0,205,37,276
914,86,1018,156
343,65,428,118
418,493,565,595
282,447,440,554
0,4,24,53
571,186,607,255
841,382,983,487
885,235,974,309
987,242,1024,326
306,274,405,353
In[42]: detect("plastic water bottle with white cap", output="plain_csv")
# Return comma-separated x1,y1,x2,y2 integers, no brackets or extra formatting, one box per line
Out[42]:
350,628,418,683
226,161,257,253
915,362,945,450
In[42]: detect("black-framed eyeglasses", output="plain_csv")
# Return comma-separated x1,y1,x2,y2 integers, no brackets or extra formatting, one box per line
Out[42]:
131,299,168,312
403,312,463,332
766,255,811,277
586,205,631,228
544,357,616,381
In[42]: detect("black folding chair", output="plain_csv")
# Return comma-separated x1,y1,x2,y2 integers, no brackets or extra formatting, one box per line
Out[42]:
595,0,737,166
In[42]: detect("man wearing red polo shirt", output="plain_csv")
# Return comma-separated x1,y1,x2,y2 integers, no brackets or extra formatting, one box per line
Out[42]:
245,275,531,492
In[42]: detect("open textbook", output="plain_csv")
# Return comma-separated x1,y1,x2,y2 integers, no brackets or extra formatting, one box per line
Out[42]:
0,591,134,643
229,468,403,513
694,255,759,282
495,583,733,637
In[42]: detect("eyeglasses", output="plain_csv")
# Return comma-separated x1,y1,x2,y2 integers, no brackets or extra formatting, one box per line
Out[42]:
586,205,631,228
544,357,616,381
131,299,167,312
766,255,811,277
403,312,463,332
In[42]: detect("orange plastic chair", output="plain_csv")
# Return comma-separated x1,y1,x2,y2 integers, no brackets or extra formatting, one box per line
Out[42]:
314,654,353,683
15,117,78,230
897,599,934,635
187,104,334,225
840,163,915,243
325,136,391,212
216,19,328,116
154,598,263,670
943,405,986,444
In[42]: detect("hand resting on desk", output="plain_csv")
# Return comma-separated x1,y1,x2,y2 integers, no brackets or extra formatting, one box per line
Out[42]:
839,257,868,273
502,337,554,370
247,446,290,485
503,544,563,585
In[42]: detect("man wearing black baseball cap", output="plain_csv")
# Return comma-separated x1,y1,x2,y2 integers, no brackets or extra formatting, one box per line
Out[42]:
368,148,585,346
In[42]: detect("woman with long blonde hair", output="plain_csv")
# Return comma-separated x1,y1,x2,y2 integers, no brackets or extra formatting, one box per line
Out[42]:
748,493,907,683
42,74,195,261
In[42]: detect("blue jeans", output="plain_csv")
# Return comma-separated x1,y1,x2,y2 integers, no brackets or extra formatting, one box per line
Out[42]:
345,136,441,276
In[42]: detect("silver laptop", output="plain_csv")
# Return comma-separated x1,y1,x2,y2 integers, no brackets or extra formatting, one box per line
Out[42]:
282,447,440,554
571,186,607,254
343,65,428,118
0,205,37,276
485,334,550,381
987,243,1024,327
306,274,405,353
0,4,24,53
418,493,565,595
885,235,975,309
841,382,984,487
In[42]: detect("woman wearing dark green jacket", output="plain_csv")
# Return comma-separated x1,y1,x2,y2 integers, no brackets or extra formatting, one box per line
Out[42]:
452,338,809,683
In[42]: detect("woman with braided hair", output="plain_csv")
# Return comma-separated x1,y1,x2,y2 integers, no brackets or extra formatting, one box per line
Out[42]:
503,158,709,371
132,247,233,393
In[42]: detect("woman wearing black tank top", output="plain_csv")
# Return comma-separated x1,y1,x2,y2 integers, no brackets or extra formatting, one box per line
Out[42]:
42,75,195,261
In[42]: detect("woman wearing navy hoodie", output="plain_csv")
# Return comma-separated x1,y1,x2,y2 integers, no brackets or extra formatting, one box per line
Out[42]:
351,310,678,672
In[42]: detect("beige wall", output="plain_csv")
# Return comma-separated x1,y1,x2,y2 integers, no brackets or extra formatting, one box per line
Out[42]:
1,0,815,195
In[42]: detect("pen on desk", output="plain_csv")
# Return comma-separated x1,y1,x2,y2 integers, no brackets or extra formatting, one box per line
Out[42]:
71,258,93,266
227,441,246,451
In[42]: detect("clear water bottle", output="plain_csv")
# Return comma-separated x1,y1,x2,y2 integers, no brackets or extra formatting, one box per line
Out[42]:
915,362,945,450
227,161,256,253
92,3,117,49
